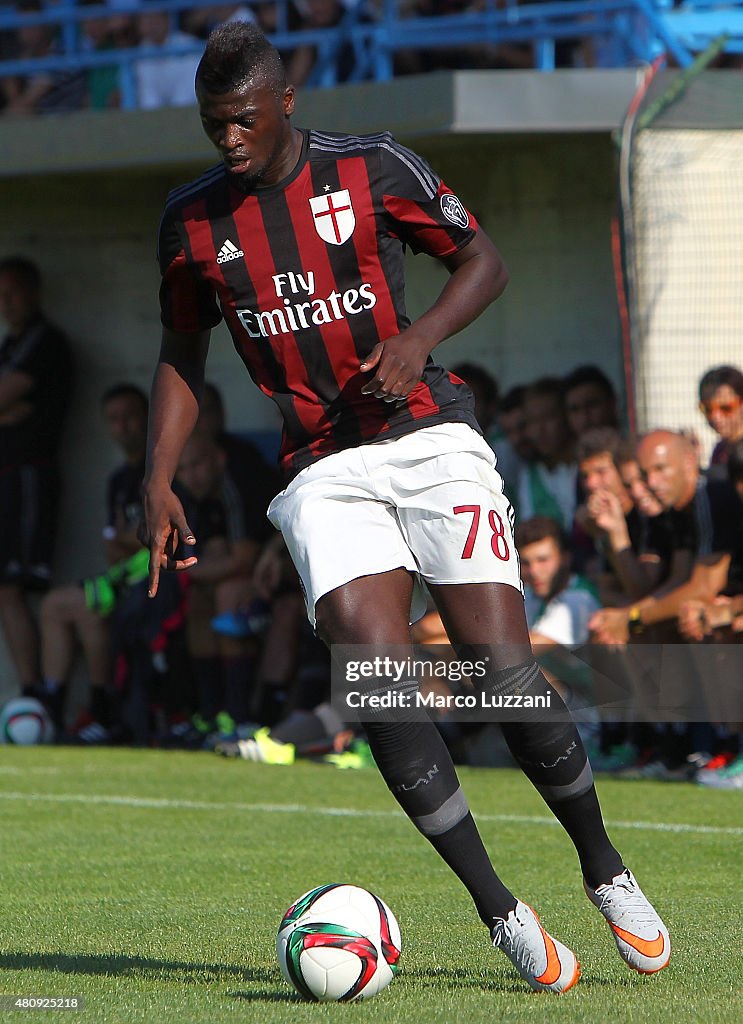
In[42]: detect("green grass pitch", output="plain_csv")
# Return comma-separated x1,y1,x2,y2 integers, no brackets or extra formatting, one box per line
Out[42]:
0,746,741,1024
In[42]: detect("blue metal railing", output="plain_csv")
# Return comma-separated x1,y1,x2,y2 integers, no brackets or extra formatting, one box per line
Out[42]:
0,0,741,111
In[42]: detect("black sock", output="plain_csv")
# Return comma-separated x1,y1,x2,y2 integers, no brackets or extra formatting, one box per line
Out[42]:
222,655,255,723
191,656,223,721
90,686,114,727
483,661,624,890
363,706,516,926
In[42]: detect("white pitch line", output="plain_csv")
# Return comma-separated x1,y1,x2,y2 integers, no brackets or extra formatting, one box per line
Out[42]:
0,789,741,837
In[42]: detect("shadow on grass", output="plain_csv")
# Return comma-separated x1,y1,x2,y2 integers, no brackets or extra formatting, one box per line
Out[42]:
229,989,300,1003
0,951,274,987
407,965,620,993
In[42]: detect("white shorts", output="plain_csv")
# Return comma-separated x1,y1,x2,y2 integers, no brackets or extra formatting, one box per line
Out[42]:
267,422,522,628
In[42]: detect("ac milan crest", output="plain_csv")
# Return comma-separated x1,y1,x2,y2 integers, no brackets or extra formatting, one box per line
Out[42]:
309,189,356,245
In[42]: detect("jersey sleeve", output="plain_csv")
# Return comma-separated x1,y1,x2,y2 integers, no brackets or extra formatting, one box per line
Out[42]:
378,137,478,257
157,204,222,333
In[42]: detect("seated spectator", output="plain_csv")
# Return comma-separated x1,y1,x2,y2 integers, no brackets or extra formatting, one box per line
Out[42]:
78,0,138,110
0,255,73,695
589,429,730,645
195,380,281,510
516,516,601,746
36,384,149,739
563,364,619,438
174,430,269,743
615,440,664,520
517,376,577,528
450,361,499,441
134,10,201,110
1,0,86,115
587,429,741,779
574,428,666,605
394,0,533,76
181,2,255,43
697,364,743,478
495,384,535,512
285,0,371,88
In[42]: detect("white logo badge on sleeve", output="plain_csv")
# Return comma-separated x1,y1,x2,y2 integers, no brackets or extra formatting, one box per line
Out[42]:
309,189,356,245
440,194,470,229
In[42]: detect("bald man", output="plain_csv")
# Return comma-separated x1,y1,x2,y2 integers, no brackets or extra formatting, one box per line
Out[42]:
589,429,734,643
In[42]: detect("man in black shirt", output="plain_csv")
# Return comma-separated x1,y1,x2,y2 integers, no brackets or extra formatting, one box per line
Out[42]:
0,256,73,693
37,384,148,737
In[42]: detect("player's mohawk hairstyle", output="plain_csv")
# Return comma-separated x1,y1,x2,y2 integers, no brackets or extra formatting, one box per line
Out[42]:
196,22,285,97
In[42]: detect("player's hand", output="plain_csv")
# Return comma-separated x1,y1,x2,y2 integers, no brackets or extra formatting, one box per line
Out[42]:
359,333,431,402
140,480,198,597
589,607,630,646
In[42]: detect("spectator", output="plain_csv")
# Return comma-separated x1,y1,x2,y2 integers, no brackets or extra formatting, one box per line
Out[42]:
697,364,743,477
134,10,201,110
495,384,535,512
194,381,281,513
589,429,728,645
574,427,665,605
615,439,664,520
563,364,619,439
174,430,266,743
78,0,138,110
0,256,73,694
285,0,370,88
37,384,149,738
678,438,743,643
181,2,255,43
0,0,86,115
450,361,499,438
516,516,601,746
517,376,577,528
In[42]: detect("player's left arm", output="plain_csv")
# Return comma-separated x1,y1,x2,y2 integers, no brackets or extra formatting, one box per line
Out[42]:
361,231,508,402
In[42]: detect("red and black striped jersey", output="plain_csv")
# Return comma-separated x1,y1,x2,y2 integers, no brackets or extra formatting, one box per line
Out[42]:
158,128,481,478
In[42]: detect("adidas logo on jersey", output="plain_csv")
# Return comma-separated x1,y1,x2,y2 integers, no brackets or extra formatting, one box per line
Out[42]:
217,239,244,264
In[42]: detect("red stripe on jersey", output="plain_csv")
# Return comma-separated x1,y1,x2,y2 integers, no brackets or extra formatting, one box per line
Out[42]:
229,192,326,461
382,188,477,259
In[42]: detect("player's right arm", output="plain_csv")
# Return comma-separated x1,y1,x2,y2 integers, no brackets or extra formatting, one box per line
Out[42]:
142,326,211,597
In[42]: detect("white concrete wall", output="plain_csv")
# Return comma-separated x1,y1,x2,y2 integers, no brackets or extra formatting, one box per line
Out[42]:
0,133,621,698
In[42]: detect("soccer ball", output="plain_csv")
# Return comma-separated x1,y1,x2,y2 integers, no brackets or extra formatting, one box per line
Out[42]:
276,883,401,1001
0,697,55,745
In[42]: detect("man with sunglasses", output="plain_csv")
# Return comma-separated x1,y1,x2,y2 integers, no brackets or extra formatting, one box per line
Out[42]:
698,365,743,478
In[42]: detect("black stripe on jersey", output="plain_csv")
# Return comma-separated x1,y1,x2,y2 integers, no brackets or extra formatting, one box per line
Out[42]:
202,189,307,448
165,163,225,210
258,187,359,449
310,131,439,199
308,154,419,439
158,165,226,267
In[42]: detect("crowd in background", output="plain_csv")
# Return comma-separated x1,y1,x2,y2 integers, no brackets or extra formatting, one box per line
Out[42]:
5,0,742,116
1,255,742,789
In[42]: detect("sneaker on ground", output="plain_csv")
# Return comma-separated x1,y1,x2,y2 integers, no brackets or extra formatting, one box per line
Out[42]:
491,900,580,993
585,868,670,974
165,713,214,750
202,710,239,750
696,753,743,789
323,739,375,770
67,712,114,746
215,727,295,765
